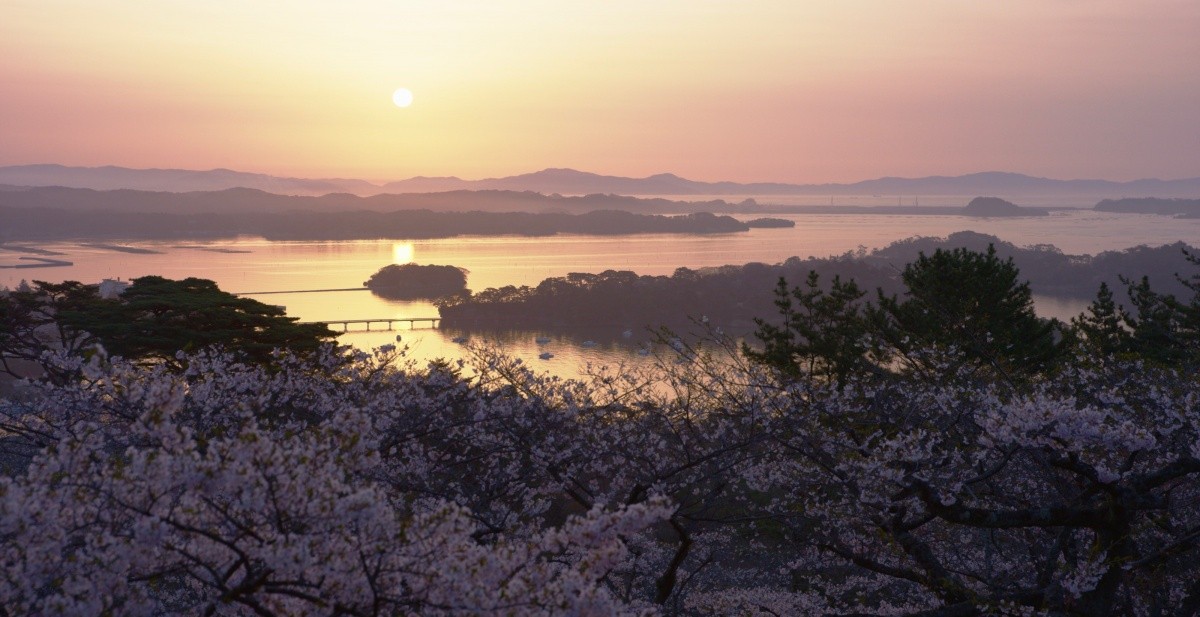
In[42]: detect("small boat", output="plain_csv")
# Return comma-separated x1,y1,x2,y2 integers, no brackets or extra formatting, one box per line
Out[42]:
581,340,597,348
535,336,551,345
538,352,554,360
451,336,468,344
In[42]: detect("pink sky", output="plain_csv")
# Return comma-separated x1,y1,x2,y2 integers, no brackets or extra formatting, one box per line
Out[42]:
2,1,1198,183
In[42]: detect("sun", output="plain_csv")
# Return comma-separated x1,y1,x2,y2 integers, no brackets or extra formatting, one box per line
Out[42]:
392,88,413,108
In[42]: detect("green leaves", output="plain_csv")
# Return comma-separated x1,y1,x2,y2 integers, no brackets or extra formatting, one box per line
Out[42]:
56,276,335,369
747,245,1067,387
874,245,1063,381
1072,282,1131,357
745,272,870,387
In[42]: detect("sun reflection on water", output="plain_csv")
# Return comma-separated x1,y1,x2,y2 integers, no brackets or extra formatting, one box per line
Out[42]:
392,242,414,264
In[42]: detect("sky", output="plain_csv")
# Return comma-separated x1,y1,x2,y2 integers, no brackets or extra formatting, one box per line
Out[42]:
2,0,1198,183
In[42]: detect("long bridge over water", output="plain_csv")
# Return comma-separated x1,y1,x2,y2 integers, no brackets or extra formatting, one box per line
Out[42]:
300,317,441,332
236,287,441,332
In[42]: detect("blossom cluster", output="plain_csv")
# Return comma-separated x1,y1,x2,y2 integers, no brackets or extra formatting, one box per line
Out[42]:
1,341,1198,615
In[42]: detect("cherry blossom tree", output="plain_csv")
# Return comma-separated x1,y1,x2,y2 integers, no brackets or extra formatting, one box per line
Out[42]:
0,347,670,615
1,333,1197,615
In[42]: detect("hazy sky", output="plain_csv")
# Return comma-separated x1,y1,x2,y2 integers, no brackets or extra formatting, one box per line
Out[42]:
2,0,1197,183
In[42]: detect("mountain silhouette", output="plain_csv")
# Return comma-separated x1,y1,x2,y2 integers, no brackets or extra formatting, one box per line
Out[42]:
3,164,1198,198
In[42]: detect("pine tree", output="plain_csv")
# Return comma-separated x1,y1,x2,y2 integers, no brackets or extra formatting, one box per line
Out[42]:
745,272,870,386
871,244,1062,381
1174,249,1200,363
1122,275,1182,366
58,276,335,369
1071,281,1131,356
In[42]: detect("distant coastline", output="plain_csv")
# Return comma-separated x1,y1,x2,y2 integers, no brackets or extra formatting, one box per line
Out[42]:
438,231,1200,335
0,207,751,242
80,243,164,254
1095,197,1200,217
0,183,1115,244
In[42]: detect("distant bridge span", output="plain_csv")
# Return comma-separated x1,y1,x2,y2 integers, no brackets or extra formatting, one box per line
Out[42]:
236,287,369,295
301,317,441,332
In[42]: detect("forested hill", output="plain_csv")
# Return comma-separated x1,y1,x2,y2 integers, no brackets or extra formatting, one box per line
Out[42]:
0,185,739,215
0,206,749,241
438,231,1199,333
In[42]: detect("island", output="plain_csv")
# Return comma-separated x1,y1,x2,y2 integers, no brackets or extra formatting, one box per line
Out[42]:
435,232,1200,335
744,217,796,228
961,196,1048,217
364,264,469,300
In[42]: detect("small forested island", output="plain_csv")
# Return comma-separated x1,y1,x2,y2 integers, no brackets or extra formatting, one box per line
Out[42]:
961,196,1048,216
364,263,468,299
743,217,795,228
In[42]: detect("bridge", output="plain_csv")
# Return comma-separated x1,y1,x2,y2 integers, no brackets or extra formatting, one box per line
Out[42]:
237,287,368,295
302,317,441,332
234,288,440,332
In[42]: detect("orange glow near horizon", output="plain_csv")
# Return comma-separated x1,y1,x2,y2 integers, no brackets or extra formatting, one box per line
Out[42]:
1,0,1198,183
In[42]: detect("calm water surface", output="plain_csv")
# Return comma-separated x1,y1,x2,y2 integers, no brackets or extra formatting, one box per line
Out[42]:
4,209,1197,376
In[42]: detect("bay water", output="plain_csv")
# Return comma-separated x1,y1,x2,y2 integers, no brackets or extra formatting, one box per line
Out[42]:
4,209,1197,377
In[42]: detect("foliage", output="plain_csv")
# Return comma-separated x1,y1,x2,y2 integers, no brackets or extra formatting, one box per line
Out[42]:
870,244,1064,381
2,333,1198,615
438,260,892,334
1071,281,1131,357
748,245,1065,384
0,281,104,383
440,233,1200,338
742,273,872,387
0,347,669,614
56,276,335,368
1177,249,1200,354
1121,279,1200,367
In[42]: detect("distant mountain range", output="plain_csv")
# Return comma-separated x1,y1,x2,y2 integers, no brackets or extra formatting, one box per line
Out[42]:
2,164,1198,198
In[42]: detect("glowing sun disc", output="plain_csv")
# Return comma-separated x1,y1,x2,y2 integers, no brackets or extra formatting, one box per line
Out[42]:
392,88,413,108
